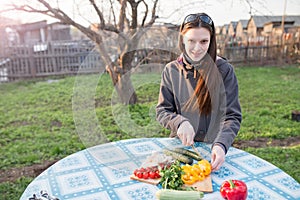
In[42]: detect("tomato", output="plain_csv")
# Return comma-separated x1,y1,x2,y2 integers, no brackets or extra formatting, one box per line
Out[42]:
149,171,156,179
155,170,160,178
146,167,151,172
133,169,139,176
136,171,143,178
139,167,146,173
133,165,163,179
152,166,158,171
142,172,149,179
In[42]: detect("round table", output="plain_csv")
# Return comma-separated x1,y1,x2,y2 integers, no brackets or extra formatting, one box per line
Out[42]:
20,137,300,200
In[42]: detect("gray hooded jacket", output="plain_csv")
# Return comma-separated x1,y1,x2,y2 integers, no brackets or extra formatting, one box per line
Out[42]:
156,55,242,153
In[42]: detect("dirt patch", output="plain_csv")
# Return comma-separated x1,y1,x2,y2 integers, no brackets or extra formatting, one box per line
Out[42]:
1,136,299,183
51,120,62,127
0,160,57,183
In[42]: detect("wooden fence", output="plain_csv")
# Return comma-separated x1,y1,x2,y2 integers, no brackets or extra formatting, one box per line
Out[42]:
221,42,300,65
0,40,299,82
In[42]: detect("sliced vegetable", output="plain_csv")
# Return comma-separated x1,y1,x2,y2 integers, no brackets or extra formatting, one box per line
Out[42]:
163,149,193,164
156,189,204,200
173,147,203,161
181,159,211,185
198,159,211,176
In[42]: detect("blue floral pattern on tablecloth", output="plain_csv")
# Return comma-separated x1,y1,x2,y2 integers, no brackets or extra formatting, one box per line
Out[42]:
278,176,299,190
20,138,300,200
114,183,158,200
243,157,267,169
67,174,90,188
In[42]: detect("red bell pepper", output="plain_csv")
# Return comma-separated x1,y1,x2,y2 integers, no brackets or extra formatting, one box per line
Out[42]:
220,179,248,200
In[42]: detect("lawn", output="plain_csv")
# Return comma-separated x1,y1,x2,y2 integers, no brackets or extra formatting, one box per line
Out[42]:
0,65,299,199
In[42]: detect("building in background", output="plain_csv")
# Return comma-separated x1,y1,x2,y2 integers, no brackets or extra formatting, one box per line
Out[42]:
6,20,71,45
0,15,20,54
235,19,248,45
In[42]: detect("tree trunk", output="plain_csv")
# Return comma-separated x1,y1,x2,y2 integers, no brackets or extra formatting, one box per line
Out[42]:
97,41,138,105
105,63,137,105
115,72,137,105
115,49,138,104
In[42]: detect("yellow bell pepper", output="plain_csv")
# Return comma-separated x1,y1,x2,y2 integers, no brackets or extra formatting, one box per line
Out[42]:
198,160,211,176
181,159,211,185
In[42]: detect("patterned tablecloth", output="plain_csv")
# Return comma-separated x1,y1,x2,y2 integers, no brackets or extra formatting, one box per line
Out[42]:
20,138,300,200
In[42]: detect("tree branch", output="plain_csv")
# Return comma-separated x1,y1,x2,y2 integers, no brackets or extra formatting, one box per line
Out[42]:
145,0,158,27
118,0,127,32
12,4,55,18
89,0,105,28
108,0,117,27
140,0,148,27
11,0,101,45
127,0,138,29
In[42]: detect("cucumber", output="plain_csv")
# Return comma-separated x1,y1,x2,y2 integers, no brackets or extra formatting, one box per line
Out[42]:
163,149,193,165
156,189,204,200
173,147,203,161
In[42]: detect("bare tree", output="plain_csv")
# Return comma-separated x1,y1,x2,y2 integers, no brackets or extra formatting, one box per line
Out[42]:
8,0,160,104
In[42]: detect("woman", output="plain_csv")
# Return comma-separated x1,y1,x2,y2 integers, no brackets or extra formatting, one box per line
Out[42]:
156,13,242,171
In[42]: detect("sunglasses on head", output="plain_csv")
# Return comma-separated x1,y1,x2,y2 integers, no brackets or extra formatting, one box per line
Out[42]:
182,13,213,27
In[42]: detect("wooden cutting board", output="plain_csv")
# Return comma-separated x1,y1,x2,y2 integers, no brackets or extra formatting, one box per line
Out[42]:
130,175,161,185
130,174,213,192
188,175,213,192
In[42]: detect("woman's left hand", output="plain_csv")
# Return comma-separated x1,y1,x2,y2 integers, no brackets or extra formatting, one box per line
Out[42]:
211,144,225,172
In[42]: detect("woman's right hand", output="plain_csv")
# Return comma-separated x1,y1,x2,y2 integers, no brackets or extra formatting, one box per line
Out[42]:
177,121,195,146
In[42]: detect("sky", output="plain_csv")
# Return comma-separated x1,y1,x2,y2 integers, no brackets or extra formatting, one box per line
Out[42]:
158,0,300,26
0,0,300,27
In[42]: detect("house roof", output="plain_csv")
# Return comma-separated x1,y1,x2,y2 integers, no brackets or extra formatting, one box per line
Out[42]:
230,21,238,28
222,24,229,30
250,15,281,28
12,20,48,32
228,22,238,33
250,15,300,28
238,19,249,28
0,15,20,27
287,15,300,26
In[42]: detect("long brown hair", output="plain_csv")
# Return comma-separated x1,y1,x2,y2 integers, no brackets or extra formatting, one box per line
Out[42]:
179,13,221,115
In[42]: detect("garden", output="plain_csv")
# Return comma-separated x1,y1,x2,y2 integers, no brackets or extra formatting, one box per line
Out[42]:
0,65,299,199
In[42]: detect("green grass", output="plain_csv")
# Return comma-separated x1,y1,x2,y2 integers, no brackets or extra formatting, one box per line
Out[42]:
0,78,85,170
236,66,300,140
0,65,299,199
0,177,33,200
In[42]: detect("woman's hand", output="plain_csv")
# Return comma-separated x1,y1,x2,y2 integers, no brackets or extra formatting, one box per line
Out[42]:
211,144,225,172
177,121,195,146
